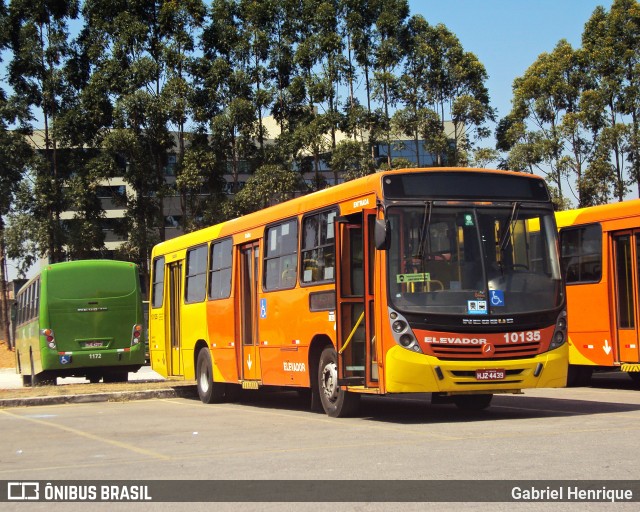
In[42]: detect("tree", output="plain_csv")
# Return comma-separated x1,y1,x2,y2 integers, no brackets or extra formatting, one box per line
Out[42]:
500,40,594,207
196,0,258,194
372,0,408,167
582,0,640,200
421,23,495,166
1,1,33,347
6,0,80,264
79,0,199,287
329,139,375,181
225,164,305,217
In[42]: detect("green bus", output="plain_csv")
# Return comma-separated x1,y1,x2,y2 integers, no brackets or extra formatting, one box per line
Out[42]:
14,260,145,386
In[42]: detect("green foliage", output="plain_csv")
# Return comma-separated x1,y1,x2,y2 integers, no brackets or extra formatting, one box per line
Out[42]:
225,164,306,217
501,0,640,206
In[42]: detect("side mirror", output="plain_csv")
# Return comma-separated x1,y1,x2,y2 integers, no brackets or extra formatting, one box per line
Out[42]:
374,219,390,250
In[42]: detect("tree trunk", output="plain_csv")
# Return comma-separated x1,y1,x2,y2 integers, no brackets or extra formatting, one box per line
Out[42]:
0,223,12,350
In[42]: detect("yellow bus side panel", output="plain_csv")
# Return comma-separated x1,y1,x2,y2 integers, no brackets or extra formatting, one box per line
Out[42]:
384,344,568,393
180,302,209,380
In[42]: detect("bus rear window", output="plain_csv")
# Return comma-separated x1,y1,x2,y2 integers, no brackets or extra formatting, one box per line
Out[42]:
48,265,137,299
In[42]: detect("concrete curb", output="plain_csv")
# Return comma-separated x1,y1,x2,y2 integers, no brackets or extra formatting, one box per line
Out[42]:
0,385,198,408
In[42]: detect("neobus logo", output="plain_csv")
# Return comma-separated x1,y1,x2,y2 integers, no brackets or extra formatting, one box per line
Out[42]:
424,336,488,345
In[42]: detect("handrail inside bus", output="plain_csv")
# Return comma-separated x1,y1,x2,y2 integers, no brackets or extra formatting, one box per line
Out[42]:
339,311,365,355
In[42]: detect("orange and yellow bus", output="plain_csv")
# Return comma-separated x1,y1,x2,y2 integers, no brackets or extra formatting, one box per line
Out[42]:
149,167,568,416
556,199,640,386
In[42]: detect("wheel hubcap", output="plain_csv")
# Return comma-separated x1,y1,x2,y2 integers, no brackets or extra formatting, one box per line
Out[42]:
199,368,210,394
321,361,339,403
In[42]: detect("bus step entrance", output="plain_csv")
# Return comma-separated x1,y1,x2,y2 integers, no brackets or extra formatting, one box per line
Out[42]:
338,377,365,386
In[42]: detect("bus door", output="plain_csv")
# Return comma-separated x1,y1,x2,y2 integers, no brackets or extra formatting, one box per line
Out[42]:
612,231,640,363
336,209,378,388
167,261,183,376
238,242,261,381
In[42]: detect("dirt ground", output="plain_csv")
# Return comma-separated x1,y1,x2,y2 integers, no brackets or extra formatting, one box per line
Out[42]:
0,343,15,369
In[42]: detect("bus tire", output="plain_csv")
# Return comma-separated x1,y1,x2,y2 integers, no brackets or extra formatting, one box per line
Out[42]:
453,394,493,411
196,348,224,404
318,346,360,418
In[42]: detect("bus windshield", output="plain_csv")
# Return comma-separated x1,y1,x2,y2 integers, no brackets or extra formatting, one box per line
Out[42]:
387,204,562,315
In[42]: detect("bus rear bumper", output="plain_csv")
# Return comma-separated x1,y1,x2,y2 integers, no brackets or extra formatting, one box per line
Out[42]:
42,345,145,370
384,344,568,394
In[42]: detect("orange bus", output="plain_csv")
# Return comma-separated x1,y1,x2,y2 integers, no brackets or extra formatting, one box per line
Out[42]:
149,167,568,416
556,199,640,386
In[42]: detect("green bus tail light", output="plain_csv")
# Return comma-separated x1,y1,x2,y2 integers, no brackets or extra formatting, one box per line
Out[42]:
41,328,57,349
131,324,143,345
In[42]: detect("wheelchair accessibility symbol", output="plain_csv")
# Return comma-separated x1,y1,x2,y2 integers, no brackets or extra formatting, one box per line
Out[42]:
490,290,505,306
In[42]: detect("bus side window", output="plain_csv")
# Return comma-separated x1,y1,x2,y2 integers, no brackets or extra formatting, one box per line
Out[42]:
185,245,208,303
264,219,298,291
33,280,39,319
151,257,165,308
301,210,337,284
560,224,602,283
209,238,232,300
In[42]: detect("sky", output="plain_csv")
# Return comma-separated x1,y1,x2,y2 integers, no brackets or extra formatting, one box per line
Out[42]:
3,0,618,281
408,0,613,121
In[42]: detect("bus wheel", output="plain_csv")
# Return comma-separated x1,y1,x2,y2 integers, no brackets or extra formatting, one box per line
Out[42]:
318,346,360,418
196,348,224,404
453,394,493,411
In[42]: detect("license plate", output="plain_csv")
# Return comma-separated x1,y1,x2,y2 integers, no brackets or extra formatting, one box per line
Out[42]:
83,341,103,348
475,369,505,380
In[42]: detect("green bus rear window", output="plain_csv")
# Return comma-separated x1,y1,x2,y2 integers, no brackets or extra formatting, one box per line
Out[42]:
48,265,136,299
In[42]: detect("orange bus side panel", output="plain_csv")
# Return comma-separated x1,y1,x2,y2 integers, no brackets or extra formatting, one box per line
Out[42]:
257,287,334,387
207,298,239,383
566,283,615,366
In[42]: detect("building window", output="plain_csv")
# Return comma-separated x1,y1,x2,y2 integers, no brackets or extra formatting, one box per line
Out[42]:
209,238,232,300
264,219,298,291
301,209,337,284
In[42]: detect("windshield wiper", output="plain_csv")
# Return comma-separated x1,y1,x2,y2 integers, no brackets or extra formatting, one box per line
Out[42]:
499,201,521,253
416,201,433,269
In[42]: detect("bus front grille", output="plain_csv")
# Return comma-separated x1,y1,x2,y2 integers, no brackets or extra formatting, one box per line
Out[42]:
428,341,541,360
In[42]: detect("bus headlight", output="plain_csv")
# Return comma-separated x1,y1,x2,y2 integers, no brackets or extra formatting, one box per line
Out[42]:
549,310,567,350
388,308,423,353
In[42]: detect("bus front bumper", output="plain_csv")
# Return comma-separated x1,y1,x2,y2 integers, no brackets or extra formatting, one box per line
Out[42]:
384,344,568,394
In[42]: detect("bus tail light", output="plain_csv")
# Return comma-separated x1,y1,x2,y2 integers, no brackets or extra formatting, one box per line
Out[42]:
131,324,143,345
388,308,423,353
41,328,57,349
549,310,567,350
